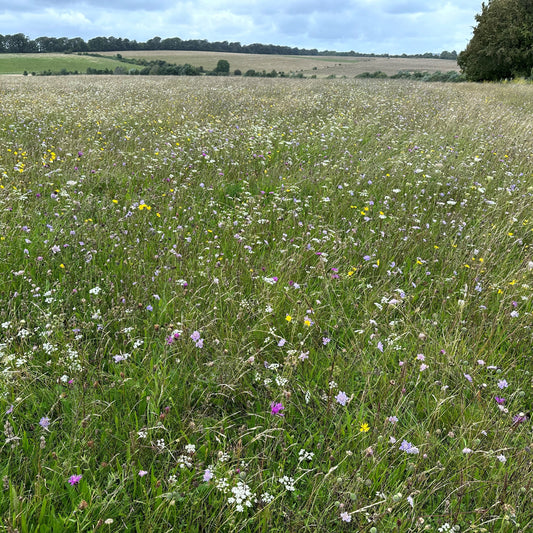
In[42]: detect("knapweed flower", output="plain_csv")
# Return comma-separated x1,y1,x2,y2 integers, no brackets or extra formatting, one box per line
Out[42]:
166,331,180,344
495,396,505,404
68,474,82,486
335,391,349,406
270,402,284,416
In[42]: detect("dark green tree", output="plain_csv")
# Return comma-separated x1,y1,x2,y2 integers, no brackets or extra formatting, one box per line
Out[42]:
458,0,533,81
214,59,230,73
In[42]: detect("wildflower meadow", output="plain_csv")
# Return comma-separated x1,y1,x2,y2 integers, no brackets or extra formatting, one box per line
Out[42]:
0,76,532,531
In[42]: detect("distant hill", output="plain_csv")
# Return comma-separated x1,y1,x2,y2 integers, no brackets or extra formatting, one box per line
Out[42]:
100,50,460,78
1,50,459,78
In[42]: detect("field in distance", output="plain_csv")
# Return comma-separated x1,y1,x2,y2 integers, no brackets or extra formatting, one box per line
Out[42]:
0,50,460,77
100,50,460,77
0,53,124,74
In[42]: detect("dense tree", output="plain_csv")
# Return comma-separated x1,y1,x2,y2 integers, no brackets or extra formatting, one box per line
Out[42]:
458,0,533,81
4,33,36,52
214,59,230,73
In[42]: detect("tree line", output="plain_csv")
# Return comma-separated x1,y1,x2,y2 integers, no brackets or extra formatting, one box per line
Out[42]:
0,33,457,60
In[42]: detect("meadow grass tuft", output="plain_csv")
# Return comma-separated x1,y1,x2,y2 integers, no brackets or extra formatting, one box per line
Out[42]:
0,76,532,532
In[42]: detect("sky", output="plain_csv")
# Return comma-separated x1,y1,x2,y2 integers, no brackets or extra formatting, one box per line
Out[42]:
0,0,484,55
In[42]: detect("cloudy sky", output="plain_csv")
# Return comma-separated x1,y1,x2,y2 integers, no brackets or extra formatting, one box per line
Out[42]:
1,0,483,54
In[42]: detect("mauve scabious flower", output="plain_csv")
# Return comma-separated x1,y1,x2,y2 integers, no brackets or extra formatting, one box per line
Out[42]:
203,468,213,482
399,440,419,454
335,391,349,406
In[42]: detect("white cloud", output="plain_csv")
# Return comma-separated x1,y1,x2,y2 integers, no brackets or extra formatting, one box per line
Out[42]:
0,0,482,54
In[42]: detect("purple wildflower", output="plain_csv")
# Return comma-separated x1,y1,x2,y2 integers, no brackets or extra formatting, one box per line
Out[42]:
399,440,419,454
270,402,285,416
335,391,349,406
497,379,508,389
68,474,82,486
513,413,528,425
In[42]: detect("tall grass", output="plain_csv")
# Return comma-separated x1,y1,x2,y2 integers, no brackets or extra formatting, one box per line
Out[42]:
0,76,532,532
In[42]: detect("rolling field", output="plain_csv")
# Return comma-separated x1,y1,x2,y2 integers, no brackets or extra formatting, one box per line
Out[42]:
0,53,125,74
0,75,532,532
0,51,460,77
99,50,461,77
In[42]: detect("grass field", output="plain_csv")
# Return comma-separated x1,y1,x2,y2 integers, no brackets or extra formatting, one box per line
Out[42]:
0,53,125,74
0,76,532,532
0,51,460,77
99,50,461,77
